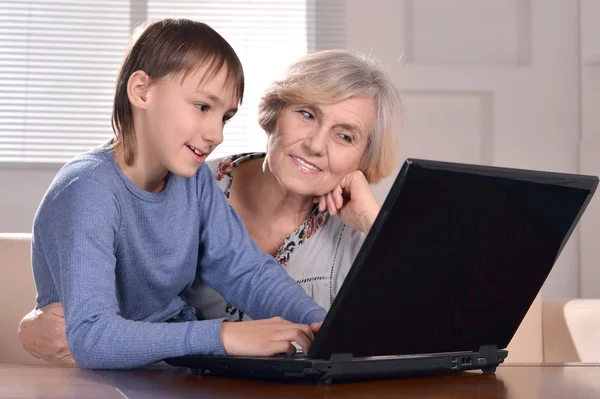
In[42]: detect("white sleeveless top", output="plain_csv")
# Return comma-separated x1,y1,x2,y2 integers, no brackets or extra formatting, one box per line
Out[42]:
183,153,366,321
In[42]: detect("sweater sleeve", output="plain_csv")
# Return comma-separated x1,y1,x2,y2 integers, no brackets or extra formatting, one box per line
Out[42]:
37,178,226,369
194,165,327,325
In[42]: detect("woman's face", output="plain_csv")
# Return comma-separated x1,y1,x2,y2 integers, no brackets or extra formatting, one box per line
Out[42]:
265,95,376,196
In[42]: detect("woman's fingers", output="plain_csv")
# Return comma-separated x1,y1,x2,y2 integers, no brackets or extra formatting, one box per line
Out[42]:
333,185,344,208
316,182,351,215
326,192,337,215
319,196,327,213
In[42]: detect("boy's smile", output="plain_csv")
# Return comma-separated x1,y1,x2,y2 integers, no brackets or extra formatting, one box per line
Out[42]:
185,144,208,164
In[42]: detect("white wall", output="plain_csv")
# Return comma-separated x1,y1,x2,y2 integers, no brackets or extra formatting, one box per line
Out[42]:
343,0,588,299
0,165,60,232
0,0,598,300
579,0,600,298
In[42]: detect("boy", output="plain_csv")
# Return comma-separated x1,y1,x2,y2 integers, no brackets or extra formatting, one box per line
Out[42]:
30,19,325,369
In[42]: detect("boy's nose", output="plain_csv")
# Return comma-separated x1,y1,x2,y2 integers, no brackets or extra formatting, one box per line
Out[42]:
202,118,224,147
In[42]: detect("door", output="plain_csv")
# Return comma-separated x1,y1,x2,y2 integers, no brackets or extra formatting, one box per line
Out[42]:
344,0,580,300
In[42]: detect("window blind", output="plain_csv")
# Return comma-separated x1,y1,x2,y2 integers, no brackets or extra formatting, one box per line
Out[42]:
0,0,345,163
0,0,129,163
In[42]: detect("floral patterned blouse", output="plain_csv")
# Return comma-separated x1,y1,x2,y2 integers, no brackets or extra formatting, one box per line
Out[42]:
183,153,366,321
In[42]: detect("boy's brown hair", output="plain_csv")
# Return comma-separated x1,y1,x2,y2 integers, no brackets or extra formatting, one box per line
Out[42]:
111,19,244,166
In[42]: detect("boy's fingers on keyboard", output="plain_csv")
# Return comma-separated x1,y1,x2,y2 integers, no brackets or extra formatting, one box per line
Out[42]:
269,342,296,357
310,321,323,333
274,328,312,353
277,322,314,341
220,318,315,357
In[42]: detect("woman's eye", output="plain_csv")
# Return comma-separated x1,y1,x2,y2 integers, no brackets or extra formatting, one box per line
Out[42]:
196,104,208,112
339,134,353,143
299,110,314,120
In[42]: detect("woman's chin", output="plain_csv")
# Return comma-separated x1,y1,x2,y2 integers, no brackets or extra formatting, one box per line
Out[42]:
282,180,334,198
272,168,337,197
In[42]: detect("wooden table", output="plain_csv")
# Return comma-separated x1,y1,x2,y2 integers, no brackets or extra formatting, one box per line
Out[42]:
2,363,599,398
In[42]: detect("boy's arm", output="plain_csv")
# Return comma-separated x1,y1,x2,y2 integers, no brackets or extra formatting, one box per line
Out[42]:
39,178,226,369
195,165,327,325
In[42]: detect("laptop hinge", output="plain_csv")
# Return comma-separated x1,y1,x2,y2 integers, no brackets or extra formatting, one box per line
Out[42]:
317,353,354,385
477,345,502,374
478,344,499,359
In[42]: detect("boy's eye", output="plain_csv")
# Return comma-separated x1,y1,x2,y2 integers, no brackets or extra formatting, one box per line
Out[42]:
196,104,209,112
223,114,233,124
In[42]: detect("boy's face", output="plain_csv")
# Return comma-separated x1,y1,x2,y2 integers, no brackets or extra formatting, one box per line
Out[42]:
142,65,239,179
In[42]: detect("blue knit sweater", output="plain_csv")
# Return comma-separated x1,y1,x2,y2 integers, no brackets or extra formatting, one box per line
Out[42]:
31,144,326,369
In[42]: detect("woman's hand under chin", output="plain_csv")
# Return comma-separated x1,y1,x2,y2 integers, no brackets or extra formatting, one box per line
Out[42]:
314,170,381,234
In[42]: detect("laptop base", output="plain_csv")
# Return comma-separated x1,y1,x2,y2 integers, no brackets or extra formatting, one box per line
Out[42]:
166,345,507,384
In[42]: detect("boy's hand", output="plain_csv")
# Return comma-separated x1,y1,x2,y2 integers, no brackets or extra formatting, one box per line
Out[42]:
18,302,76,365
310,321,323,334
220,317,317,356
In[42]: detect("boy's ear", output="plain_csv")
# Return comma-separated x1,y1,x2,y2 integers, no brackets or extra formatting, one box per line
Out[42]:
127,70,151,109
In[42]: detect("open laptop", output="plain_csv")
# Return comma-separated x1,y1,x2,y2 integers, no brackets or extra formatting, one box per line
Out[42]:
166,158,598,384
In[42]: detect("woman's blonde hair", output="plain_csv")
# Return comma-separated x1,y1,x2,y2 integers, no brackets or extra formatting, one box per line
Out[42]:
258,50,401,184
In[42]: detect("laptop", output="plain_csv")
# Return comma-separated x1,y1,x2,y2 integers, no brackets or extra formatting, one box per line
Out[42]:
166,158,598,384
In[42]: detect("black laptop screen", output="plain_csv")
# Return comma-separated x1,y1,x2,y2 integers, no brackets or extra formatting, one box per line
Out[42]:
310,160,596,359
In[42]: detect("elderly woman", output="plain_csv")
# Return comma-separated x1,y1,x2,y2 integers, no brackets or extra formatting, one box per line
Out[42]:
18,49,401,363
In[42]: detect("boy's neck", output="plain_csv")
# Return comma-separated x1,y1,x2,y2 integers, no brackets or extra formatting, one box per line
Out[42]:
113,141,169,193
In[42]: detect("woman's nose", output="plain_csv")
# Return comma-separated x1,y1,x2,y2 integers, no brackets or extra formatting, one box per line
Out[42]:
304,127,327,155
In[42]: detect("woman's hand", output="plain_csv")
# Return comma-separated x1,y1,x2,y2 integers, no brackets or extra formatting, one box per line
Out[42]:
314,170,381,234
220,317,318,356
18,302,76,365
